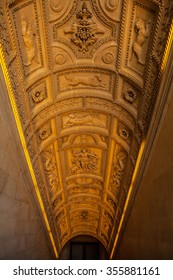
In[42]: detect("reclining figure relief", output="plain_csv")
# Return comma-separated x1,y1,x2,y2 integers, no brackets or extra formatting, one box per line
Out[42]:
65,73,106,88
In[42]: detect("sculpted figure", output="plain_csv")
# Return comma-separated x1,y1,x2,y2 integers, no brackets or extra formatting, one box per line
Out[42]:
131,18,150,65
71,149,98,174
21,18,39,66
65,74,106,88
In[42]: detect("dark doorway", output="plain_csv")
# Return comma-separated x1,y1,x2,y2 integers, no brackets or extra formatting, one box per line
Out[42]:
70,242,99,260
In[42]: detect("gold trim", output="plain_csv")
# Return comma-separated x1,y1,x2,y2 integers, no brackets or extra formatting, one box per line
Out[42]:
0,50,58,259
110,21,173,259
110,140,145,259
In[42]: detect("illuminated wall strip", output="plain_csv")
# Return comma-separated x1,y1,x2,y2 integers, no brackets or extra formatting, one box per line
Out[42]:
161,20,173,72
0,49,58,259
110,140,145,259
110,21,173,260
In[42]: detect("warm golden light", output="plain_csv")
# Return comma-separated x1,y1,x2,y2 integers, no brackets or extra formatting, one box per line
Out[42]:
0,49,59,259
161,20,173,72
110,20,173,260
110,140,145,259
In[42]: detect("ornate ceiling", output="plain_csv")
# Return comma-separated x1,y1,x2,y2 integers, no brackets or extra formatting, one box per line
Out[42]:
0,0,172,258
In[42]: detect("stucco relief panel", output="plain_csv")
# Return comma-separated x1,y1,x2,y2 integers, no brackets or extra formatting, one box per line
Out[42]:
11,1,43,77
52,0,116,58
128,2,154,72
57,70,111,95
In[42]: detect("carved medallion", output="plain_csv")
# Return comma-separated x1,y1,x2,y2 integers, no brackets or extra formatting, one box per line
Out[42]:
105,0,119,12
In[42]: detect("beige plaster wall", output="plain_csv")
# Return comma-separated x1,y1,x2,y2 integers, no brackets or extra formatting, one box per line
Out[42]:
0,67,52,259
115,54,173,260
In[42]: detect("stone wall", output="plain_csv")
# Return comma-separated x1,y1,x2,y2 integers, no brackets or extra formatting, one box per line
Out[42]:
115,46,173,260
0,66,52,259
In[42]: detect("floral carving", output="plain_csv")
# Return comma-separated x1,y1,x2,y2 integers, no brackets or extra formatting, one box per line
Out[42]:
71,149,98,174
123,88,137,103
32,89,45,103
64,2,104,52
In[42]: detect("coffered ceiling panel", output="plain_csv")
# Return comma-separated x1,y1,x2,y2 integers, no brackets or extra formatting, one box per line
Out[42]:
0,0,172,258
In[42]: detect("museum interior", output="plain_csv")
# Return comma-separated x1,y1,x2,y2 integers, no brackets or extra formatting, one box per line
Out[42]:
0,0,173,259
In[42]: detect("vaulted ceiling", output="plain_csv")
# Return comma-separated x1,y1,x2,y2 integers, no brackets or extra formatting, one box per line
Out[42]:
0,0,172,258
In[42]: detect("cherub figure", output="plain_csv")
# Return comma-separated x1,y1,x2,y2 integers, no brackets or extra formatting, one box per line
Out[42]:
131,18,151,65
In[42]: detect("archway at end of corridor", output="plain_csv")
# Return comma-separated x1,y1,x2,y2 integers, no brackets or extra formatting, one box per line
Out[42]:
59,235,108,260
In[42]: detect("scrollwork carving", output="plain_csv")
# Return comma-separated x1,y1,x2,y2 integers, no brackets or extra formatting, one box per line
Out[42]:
43,147,60,196
39,124,51,140
52,196,62,208
107,197,116,210
110,150,127,195
59,220,67,234
55,211,64,222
